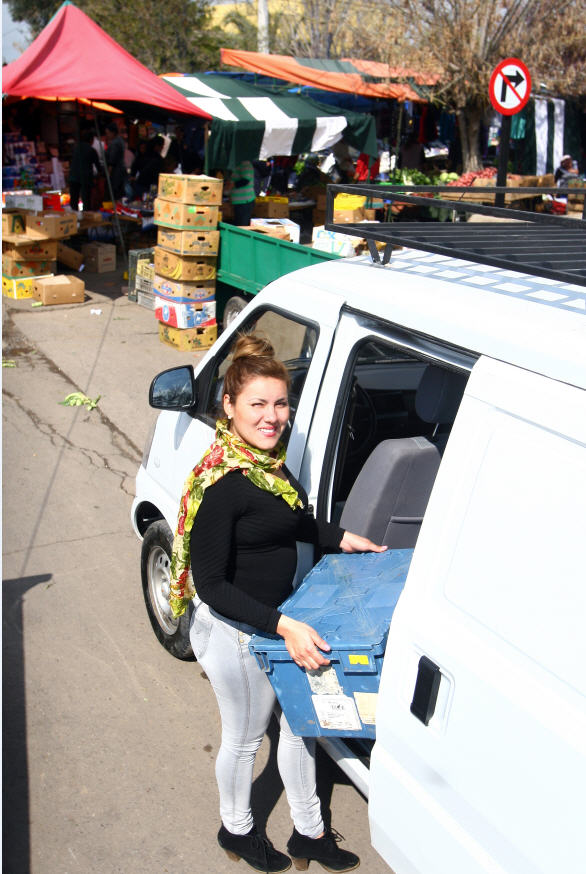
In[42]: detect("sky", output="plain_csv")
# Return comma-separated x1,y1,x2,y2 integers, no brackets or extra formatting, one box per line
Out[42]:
2,3,32,64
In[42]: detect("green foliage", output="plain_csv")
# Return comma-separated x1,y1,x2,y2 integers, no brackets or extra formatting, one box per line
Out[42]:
7,0,61,36
8,0,221,72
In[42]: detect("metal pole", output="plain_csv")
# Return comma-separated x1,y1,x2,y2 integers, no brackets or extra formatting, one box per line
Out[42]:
92,115,127,264
495,114,511,209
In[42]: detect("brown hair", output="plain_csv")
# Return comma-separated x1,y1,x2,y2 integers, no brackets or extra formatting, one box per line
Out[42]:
223,333,290,402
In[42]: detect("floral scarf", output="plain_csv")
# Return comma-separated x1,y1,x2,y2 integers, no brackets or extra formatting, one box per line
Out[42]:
169,418,303,618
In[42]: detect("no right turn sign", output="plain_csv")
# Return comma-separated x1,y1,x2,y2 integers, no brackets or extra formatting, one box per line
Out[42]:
489,58,531,116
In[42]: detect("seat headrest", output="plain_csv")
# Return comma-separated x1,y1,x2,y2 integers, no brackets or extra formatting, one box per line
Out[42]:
415,366,468,424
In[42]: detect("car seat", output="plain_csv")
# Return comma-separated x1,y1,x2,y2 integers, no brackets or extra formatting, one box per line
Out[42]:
338,365,469,548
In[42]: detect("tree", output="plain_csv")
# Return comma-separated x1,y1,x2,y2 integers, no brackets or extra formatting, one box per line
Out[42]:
7,0,221,72
274,0,355,57
351,0,586,171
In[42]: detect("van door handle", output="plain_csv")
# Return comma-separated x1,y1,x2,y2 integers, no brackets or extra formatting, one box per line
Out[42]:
410,656,441,725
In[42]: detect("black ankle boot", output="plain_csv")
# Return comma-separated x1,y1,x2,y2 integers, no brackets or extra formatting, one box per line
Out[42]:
218,824,291,873
286,827,360,872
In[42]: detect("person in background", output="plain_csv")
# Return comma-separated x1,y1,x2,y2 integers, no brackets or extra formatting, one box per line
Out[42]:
353,152,380,182
68,128,100,211
173,334,385,872
399,133,425,171
131,135,164,199
104,122,127,200
547,154,579,214
227,160,256,226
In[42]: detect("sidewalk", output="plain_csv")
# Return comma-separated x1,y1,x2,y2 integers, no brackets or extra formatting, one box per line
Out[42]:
2,265,208,453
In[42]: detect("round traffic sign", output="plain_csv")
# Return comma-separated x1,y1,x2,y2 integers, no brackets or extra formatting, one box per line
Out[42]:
489,58,531,116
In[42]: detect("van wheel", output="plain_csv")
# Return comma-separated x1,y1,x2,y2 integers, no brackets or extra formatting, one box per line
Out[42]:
223,295,248,328
141,520,194,660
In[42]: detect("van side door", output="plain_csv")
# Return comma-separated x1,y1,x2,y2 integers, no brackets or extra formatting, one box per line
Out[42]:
370,356,586,874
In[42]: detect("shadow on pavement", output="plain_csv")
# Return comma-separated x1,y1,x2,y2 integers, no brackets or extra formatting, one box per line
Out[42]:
3,573,53,874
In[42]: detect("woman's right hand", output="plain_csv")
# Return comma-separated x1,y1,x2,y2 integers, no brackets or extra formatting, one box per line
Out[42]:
276,614,330,670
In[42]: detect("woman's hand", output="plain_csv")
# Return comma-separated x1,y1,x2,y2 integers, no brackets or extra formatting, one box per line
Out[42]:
276,615,331,670
339,531,388,554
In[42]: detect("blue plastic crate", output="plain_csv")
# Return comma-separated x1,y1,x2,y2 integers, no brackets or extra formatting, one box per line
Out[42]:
249,549,413,738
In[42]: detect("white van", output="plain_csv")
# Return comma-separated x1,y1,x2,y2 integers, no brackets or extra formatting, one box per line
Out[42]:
132,206,586,874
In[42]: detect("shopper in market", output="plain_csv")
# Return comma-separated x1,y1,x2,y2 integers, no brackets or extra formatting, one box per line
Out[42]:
227,159,256,225
170,333,385,873
68,127,101,211
130,135,164,199
104,121,127,200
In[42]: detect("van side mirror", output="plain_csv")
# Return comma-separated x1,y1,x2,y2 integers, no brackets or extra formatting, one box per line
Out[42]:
149,365,197,411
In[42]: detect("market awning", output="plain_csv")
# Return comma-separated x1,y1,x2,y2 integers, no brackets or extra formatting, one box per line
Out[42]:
2,2,212,120
162,73,378,169
220,49,439,101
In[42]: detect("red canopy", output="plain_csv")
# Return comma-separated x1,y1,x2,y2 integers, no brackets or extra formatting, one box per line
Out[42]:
2,2,211,119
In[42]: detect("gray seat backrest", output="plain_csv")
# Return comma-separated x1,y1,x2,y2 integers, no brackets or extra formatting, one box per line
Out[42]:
339,366,468,548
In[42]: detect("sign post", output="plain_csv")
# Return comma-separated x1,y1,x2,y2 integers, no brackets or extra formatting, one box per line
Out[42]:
489,58,532,207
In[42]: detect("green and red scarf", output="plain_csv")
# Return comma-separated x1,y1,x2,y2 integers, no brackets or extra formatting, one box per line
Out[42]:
169,418,303,618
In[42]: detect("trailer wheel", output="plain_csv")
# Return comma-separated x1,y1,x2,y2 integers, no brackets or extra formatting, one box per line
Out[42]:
223,295,249,329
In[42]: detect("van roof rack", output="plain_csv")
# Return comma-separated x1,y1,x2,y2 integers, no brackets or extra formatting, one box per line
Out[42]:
324,184,586,287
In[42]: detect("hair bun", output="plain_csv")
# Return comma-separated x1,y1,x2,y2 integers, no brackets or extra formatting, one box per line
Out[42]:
231,333,275,361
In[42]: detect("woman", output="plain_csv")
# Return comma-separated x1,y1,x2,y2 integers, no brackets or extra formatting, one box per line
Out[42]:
169,334,386,873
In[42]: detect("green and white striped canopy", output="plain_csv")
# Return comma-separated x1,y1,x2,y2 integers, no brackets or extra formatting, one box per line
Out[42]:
162,73,377,170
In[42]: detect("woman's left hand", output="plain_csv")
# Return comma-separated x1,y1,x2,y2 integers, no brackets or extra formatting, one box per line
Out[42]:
339,531,387,553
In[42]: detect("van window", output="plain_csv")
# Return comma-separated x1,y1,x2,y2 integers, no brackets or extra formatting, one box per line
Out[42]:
199,309,318,443
325,337,469,546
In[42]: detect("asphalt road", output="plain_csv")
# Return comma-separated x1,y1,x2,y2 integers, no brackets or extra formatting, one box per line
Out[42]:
2,269,389,874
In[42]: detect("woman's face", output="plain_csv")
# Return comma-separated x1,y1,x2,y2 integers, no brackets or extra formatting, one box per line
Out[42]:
223,376,289,451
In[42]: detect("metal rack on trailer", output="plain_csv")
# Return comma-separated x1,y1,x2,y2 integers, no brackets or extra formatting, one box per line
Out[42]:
324,184,586,287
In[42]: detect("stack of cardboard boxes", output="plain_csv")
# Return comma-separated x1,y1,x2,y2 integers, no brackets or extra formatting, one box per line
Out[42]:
2,209,85,304
153,174,222,352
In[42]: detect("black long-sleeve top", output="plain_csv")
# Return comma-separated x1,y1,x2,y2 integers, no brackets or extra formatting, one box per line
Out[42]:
189,467,344,634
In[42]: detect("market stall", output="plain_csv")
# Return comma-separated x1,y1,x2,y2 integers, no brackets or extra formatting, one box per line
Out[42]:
161,72,378,170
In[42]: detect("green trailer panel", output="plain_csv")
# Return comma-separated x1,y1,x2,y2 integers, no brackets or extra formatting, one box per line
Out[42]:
217,222,341,295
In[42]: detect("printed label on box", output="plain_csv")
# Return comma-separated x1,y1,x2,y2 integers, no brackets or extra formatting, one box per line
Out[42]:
311,695,362,731
353,692,378,725
307,666,343,696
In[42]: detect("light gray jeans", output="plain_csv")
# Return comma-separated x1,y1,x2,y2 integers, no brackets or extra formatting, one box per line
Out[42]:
190,598,324,838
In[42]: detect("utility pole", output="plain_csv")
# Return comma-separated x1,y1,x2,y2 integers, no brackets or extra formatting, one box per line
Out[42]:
258,0,269,53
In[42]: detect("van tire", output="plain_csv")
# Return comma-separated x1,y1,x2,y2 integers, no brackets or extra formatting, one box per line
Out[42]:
223,295,248,328
141,520,194,660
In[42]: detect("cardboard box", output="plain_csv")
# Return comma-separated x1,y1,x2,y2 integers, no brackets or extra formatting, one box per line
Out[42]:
2,256,56,278
26,211,77,239
5,193,44,211
154,247,217,281
158,322,217,352
2,273,52,299
81,242,117,273
57,242,84,270
247,223,290,241
250,218,300,244
253,198,289,218
156,228,220,256
3,236,58,261
333,207,365,223
302,185,328,210
2,211,26,235
154,198,219,230
78,211,104,230
155,296,216,329
33,274,85,306
153,274,215,303
157,174,223,205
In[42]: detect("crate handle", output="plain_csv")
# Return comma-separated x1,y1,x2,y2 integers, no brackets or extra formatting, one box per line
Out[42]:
254,652,271,672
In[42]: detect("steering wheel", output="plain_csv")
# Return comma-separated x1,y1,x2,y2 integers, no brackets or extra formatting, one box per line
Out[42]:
346,382,377,458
